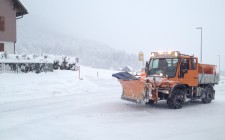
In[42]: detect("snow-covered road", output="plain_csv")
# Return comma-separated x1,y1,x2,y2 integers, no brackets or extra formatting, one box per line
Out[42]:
0,67,225,140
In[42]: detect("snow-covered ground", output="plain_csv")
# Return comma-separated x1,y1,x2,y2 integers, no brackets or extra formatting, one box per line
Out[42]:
0,66,225,140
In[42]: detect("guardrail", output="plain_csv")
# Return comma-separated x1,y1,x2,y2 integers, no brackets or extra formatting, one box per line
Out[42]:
0,61,53,74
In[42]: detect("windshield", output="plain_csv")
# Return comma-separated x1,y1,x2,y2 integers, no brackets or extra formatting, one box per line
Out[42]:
148,58,178,78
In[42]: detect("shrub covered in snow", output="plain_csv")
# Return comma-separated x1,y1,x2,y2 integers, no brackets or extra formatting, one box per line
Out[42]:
0,52,52,63
0,52,79,73
52,55,78,70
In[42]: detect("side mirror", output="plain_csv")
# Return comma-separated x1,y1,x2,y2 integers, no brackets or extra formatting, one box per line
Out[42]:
179,66,187,78
145,61,149,75
183,69,188,73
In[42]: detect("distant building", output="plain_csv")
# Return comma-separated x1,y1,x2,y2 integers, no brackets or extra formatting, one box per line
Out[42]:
0,0,28,54
121,66,133,72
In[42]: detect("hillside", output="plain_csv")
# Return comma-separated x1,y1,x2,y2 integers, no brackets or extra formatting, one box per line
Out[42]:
16,17,140,70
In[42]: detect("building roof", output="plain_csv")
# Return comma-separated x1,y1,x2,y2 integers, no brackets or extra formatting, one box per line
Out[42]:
12,0,28,17
121,66,133,72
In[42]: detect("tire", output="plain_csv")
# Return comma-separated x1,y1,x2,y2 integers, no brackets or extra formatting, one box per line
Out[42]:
207,85,215,100
146,99,155,105
201,87,213,104
167,89,185,109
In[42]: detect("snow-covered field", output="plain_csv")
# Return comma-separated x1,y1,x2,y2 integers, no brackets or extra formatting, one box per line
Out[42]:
0,66,225,140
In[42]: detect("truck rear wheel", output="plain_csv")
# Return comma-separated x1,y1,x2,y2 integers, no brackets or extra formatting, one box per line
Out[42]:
201,87,213,104
167,89,185,109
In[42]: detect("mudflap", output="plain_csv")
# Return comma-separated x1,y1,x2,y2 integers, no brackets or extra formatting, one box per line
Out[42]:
119,80,148,104
212,89,215,100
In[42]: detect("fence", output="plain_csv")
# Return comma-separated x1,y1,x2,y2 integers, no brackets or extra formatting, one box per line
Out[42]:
0,62,53,74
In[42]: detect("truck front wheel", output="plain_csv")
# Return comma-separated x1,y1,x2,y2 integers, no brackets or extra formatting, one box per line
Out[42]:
167,89,185,109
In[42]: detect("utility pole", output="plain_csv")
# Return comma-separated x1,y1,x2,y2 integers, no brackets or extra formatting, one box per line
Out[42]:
196,27,202,63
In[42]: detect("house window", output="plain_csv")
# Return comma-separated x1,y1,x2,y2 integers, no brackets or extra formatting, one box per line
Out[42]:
0,43,4,52
0,16,5,31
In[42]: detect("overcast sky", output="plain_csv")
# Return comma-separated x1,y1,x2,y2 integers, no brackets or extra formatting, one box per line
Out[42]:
19,0,225,70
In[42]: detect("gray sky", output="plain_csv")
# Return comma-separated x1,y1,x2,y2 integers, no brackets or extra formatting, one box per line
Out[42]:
19,0,225,70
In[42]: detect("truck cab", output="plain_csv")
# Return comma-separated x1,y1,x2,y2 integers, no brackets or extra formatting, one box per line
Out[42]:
146,51,199,87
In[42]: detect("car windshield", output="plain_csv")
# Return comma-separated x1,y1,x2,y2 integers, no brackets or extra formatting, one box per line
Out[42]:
148,58,178,78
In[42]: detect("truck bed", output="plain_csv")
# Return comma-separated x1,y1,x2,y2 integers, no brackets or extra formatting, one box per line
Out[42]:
198,74,219,84
198,64,219,84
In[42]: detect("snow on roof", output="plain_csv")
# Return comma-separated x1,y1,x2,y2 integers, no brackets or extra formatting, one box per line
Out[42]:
121,65,133,72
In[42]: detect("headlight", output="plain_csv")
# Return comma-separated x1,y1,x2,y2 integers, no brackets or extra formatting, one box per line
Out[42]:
160,83,170,88
151,52,155,57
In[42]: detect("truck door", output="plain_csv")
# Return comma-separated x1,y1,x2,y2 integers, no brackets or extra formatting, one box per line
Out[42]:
179,58,198,86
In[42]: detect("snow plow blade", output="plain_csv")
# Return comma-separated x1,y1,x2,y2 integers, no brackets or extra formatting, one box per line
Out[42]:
112,72,147,104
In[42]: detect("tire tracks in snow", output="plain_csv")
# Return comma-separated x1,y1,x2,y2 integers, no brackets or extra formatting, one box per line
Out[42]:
0,79,121,118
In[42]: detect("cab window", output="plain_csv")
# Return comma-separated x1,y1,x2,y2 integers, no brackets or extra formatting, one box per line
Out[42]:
190,58,197,70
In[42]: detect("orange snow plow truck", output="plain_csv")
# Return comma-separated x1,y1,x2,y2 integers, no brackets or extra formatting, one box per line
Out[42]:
113,51,219,109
